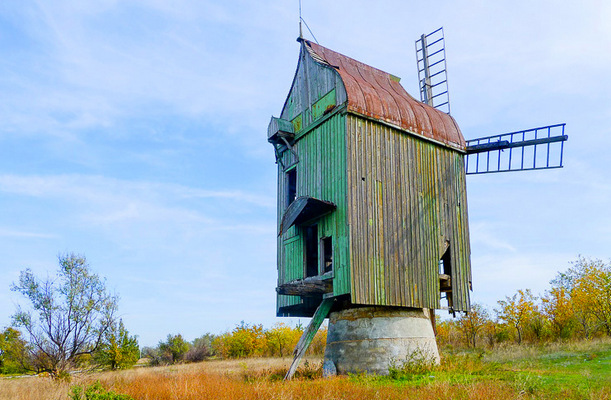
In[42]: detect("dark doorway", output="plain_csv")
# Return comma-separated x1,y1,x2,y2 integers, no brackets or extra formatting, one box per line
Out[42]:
321,236,333,273
304,225,318,277
439,246,454,314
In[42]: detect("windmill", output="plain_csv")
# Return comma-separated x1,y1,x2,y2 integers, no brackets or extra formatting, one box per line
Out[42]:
267,28,567,378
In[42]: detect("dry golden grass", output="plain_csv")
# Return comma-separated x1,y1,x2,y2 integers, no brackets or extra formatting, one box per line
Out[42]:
0,357,311,400
0,357,517,400
2,350,610,400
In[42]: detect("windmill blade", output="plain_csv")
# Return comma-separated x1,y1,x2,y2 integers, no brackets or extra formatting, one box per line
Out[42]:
465,123,568,174
415,27,451,114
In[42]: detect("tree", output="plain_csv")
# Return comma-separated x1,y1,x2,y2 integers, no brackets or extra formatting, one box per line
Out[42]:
496,289,537,344
93,319,139,370
0,327,30,374
551,257,611,337
158,334,189,364
10,253,118,378
568,258,611,336
456,304,489,348
541,286,575,339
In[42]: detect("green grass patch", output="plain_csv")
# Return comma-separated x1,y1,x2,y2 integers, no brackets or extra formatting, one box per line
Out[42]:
348,340,611,398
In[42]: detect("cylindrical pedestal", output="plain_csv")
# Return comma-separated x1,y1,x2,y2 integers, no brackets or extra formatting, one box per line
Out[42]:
323,306,439,375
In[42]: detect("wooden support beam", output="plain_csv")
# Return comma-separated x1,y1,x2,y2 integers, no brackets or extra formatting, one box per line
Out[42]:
276,275,333,297
285,297,334,380
439,273,452,292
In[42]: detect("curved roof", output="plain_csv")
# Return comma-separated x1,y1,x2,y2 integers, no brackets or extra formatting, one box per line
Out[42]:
304,40,466,150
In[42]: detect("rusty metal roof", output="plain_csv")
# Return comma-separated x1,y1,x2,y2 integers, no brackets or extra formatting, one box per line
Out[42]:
304,40,466,150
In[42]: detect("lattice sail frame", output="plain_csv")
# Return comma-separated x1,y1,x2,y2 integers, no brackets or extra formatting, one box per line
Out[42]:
465,124,568,174
415,27,451,114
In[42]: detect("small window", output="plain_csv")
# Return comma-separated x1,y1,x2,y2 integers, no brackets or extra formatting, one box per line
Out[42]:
304,225,318,278
321,236,333,273
286,168,297,207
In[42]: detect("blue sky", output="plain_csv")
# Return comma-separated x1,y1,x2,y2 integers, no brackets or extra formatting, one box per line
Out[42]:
1,1,609,346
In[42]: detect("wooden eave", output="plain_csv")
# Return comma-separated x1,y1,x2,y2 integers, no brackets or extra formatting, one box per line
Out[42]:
279,196,336,236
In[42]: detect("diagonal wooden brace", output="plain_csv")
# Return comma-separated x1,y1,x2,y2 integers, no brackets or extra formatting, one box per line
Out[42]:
284,297,334,380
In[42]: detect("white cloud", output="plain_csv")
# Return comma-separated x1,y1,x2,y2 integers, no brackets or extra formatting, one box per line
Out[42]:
0,229,57,239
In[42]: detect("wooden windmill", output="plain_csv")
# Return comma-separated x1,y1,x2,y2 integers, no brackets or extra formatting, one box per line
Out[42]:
267,28,567,377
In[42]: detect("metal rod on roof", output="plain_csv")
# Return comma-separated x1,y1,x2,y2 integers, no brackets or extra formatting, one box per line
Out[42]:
299,0,303,38
420,34,433,106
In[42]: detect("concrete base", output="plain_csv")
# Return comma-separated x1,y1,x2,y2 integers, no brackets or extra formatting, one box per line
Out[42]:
323,306,439,375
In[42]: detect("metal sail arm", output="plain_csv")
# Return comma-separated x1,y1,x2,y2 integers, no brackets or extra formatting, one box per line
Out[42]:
465,123,568,174
466,133,568,154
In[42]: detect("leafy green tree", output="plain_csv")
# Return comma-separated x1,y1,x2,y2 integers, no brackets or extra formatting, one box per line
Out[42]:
10,253,118,378
0,327,30,374
159,334,189,364
93,319,139,370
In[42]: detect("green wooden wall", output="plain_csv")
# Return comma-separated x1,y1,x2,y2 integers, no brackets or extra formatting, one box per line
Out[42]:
276,111,351,315
345,114,471,312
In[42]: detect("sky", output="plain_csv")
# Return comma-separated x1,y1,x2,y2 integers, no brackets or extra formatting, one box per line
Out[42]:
0,0,609,347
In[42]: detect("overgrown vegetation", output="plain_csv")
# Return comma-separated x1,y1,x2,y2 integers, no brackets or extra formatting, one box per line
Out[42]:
141,322,326,366
4,253,139,378
70,381,134,400
438,257,611,348
2,341,610,400
3,254,610,399
93,320,139,371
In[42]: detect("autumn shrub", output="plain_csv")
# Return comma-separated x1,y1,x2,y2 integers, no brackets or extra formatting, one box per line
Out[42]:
456,304,488,348
553,257,611,337
264,323,302,357
213,323,266,358
436,318,461,348
211,322,327,360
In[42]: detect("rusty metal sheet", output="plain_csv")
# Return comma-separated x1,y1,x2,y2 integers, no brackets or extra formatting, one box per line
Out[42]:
305,40,466,150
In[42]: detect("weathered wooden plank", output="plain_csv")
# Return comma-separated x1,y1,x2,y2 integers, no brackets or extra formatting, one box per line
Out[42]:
285,298,334,380
343,114,470,311
277,275,333,296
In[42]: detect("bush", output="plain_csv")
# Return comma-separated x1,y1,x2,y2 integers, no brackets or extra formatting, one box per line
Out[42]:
388,348,436,379
70,381,134,400
159,334,189,364
184,333,216,362
265,323,302,357
141,346,164,366
213,322,265,359
93,320,139,370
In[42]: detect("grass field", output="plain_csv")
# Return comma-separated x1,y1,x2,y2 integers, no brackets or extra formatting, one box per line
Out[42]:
2,339,610,400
